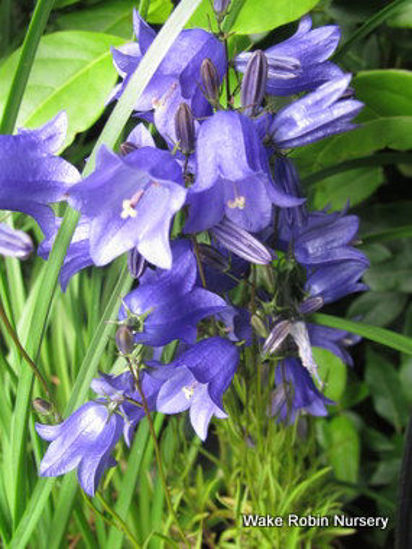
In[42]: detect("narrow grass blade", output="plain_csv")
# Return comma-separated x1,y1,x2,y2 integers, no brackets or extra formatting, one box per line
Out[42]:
313,313,412,355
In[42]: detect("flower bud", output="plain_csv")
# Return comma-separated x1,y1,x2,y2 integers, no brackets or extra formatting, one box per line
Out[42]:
32,398,52,415
262,319,291,355
119,141,138,156
251,314,269,338
175,102,195,155
116,325,135,355
0,223,33,260
197,243,229,272
127,248,147,279
201,58,220,105
299,296,324,315
211,218,273,265
240,50,268,116
214,0,230,15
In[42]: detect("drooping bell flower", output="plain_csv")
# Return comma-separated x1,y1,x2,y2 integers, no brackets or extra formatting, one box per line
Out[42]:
0,223,33,259
269,75,363,149
36,401,123,496
0,112,80,240
68,145,186,269
271,358,333,423
185,111,303,234
110,10,226,115
148,337,239,440
118,240,226,347
236,16,342,96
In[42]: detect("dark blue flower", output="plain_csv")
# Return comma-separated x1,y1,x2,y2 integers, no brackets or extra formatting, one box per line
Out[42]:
305,260,369,304
68,145,186,269
185,111,303,233
270,75,363,148
148,337,239,440
119,240,226,346
308,323,360,366
36,401,123,496
0,223,33,259
0,113,80,240
271,358,333,423
236,16,342,96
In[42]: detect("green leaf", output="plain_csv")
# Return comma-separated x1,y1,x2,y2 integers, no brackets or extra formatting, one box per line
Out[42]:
293,117,412,175
388,3,412,27
325,415,360,483
365,348,408,430
354,70,412,120
187,0,321,33
347,291,408,327
0,31,124,147
57,0,173,37
311,166,384,211
312,347,347,402
313,313,412,355
364,245,412,293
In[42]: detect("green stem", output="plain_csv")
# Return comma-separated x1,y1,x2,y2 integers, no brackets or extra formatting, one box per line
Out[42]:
0,0,56,134
95,493,141,549
334,0,410,61
128,358,190,548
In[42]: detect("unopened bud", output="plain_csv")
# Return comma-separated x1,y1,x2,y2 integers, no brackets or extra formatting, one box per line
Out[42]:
127,248,147,279
299,296,324,315
262,320,291,355
251,314,269,338
175,102,195,155
240,50,268,116
201,58,220,105
197,243,229,272
214,0,230,15
32,398,52,415
211,218,273,265
0,224,33,260
116,325,135,355
120,141,138,156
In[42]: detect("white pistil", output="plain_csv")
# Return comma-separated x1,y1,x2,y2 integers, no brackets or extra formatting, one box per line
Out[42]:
120,189,144,220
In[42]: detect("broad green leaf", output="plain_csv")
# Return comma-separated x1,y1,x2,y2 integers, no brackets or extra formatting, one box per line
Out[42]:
354,70,412,120
312,347,347,402
347,291,408,327
365,349,408,430
325,415,360,483
57,0,173,37
0,31,124,147
187,0,321,33
293,117,412,175
364,246,412,293
311,166,384,211
388,3,412,27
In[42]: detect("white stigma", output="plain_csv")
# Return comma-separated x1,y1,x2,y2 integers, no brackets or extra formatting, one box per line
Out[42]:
121,199,137,219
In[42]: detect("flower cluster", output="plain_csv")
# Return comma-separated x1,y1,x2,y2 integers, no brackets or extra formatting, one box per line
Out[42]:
0,6,369,496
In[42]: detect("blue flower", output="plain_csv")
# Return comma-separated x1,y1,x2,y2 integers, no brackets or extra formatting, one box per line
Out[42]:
270,75,363,148
236,16,342,96
36,401,123,496
185,111,303,233
111,11,225,115
0,223,33,259
148,337,239,440
0,112,80,241
91,371,163,446
119,240,226,346
307,323,361,367
68,145,186,269
305,260,369,304
271,358,333,423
